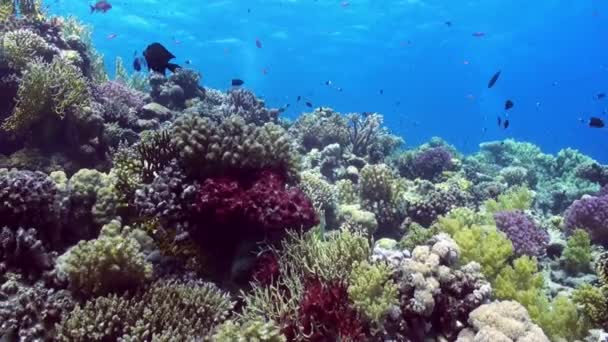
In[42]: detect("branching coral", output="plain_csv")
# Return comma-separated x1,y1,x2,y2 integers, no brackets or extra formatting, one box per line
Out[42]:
347,261,398,327
213,318,286,342
346,112,402,161
2,57,90,134
359,163,404,229
484,185,533,214
0,226,54,274
2,28,54,68
55,220,152,297
0,272,75,341
56,279,234,341
220,88,279,125
289,107,350,151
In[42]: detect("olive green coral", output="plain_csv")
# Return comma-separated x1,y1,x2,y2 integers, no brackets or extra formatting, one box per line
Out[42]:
2,57,90,133
2,29,53,68
212,319,286,342
55,220,152,296
347,261,398,326
56,279,234,341
483,185,534,214
171,114,299,178
561,229,593,274
359,163,403,227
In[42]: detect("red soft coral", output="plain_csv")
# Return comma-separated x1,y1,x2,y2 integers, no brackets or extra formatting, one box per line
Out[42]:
196,170,318,236
284,278,369,342
251,250,281,286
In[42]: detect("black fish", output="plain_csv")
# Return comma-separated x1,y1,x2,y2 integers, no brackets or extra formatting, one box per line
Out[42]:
590,117,605,128
143,42,180,75
133,57,142,72
497,117,502,127
597,93,606,100
505,99,514,110
445,21,452,27
337,87,343,92
232,79,244,86
297,95,301,102
380,89,384,95
504,119,510,129
305,102,312,108
488,70,501,88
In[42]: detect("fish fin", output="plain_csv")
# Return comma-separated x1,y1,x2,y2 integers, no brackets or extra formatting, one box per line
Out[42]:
90,5,95,13
166,63,181,73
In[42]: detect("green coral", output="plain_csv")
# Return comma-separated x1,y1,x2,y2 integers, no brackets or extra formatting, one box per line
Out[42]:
280,229,371,282
171,114,299,179
561,229,593,274
483,185,533,214
56,220,152,297
573,284,608,329
114,56,149,92
335,179,359,204
0,0,43,19
299,170,336,213
61,16,107,83
68,168,118,225
337,204,378,236
2,57,89,133
2,29,52,69
347,261,398,327
436,208,512,280
399,222,437,250
359,163,402,227
494,256,590,340
453,224,513,281
56,279,234,341
212,319,286,342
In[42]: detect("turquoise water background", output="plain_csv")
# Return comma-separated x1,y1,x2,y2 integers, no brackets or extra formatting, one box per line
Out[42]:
47,0,608,161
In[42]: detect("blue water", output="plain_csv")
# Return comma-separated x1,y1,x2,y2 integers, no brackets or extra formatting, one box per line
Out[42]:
47,0,608,162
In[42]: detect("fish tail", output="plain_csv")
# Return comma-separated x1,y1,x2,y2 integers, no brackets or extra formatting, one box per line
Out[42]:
90,5,95,13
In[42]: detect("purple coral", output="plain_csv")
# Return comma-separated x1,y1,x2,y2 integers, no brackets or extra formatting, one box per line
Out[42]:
494,211,548,257
96,81,146,110
412,146,453,180
565,195,608,245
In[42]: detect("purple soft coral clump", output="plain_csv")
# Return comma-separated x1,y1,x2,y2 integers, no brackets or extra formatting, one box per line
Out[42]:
565,195,608,244
494,211,548,257
412,146,453,180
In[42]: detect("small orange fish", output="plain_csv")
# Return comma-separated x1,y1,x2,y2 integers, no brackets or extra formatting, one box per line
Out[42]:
341,1,349,7
106,33,117,40
463,60,470,65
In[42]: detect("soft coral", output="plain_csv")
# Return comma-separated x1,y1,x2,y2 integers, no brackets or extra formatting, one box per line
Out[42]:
284,277,369,342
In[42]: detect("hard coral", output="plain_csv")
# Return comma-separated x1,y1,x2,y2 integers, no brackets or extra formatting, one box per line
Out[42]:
412,146,453,181
56,279,234,341
0,226,54,274
493,211,548,257
0,169,59,231
0,273,75,341
457,300,550,342
2,57,90,134
221,88,280,125
564,194,608,245
171,114,299,179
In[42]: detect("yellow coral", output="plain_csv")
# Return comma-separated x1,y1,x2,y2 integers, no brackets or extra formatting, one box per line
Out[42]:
347,261,398,327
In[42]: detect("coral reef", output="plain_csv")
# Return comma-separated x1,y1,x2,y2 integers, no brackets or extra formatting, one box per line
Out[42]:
1,11,607,341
